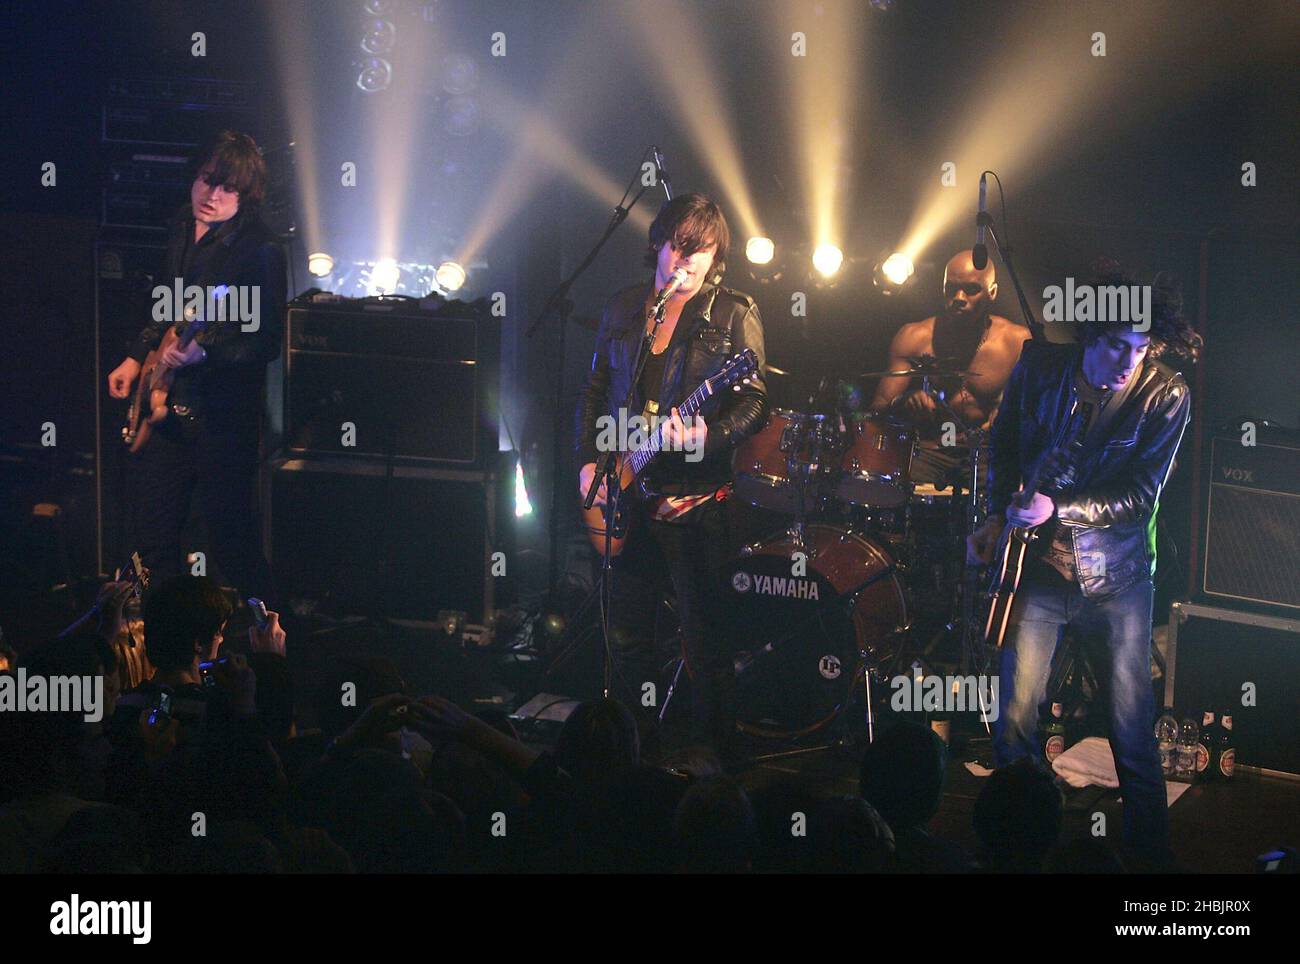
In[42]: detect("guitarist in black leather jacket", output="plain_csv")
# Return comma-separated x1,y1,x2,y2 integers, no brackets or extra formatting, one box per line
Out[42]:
575,193,767,759
967,263,1201,859
106,131,285,610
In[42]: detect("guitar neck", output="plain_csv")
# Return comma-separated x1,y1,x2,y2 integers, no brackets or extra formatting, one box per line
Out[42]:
627,379,713,477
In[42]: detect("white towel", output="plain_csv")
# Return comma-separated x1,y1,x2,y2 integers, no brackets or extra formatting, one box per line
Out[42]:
1052,736,1121,788
1053,736,1191,807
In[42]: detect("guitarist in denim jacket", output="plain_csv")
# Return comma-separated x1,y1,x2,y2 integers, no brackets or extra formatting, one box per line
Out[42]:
967,262,1201,859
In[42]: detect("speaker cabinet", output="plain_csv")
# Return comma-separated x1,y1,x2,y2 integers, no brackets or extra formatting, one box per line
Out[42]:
284,301,499,468
1199,430,1300,614
268,456,511,622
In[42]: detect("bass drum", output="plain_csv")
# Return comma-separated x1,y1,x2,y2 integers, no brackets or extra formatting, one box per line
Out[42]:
725,524,910,738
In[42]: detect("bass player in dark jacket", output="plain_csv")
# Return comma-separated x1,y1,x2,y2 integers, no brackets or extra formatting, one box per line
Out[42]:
106,131,285,612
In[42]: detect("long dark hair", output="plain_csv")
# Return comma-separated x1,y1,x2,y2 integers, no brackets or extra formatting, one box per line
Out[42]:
1078,257,1203,362
644,192,731,282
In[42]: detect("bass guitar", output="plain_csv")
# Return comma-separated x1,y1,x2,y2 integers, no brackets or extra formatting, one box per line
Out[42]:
122,306,214,452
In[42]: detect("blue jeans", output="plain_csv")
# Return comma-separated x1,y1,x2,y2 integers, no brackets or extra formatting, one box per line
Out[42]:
993,574,1169,853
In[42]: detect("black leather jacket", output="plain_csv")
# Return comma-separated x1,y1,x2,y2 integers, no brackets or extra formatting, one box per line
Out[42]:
990,340,1191,599
575,280,768,495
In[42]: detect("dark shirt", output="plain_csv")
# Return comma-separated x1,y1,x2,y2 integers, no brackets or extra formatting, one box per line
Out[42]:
637,347,669,420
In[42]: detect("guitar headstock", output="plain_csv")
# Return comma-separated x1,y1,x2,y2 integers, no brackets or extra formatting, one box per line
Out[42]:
117,551,150,599
710,348,759,394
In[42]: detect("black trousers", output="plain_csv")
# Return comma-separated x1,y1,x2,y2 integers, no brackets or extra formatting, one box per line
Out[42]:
127,412,278,608
604,498,736,752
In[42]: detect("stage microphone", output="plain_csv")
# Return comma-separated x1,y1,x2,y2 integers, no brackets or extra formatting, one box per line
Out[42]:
651,267,688,312
972,172,989,270
652,146,673,201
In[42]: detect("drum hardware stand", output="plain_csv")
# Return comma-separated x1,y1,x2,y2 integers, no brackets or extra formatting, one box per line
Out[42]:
955,427,997,734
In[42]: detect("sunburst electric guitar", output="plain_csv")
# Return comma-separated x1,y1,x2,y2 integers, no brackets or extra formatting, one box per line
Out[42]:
983,400,1093,649
582,349,758,557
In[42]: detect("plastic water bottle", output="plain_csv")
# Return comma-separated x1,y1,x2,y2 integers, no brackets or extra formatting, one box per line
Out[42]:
1155,713,1179,776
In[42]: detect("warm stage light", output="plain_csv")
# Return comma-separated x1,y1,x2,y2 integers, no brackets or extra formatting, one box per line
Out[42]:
370,258,400,293
307,252,335,277
746,237,775,265
812,244,844,278
435,260,467,292
880,253,914,286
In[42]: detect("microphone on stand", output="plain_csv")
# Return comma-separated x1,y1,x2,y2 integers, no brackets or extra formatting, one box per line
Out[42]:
651,267,688,313
972,172,989,270
651,146,673,201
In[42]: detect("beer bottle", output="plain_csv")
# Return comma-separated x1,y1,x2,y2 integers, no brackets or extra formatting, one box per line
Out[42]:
1217,714,1236,782
1042,702,1066,764
1194,711,1216,783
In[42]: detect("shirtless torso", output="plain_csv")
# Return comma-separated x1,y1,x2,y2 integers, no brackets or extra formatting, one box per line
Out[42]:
871,313,1030,436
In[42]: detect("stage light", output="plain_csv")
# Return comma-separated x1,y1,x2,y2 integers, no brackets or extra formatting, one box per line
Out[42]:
307,252,335,277
514,460,533,518
357,57,392,93
812,243,844,278
370,258,400,293
880,253,915,286
364,0,395,14
745,236,775,265
435,260,467,292
360,19,396,55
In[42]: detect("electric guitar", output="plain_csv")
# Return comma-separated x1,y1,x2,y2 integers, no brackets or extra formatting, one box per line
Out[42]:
57,552,150,639
983,401,1093,649
122,306,214,452
582,349,759,557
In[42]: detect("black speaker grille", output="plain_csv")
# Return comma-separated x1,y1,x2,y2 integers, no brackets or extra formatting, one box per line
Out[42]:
1203,484,1300,609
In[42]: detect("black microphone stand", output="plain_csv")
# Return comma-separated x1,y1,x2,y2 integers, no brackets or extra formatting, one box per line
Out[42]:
979,172,1043,340
583,292,670,697
528,151,660,697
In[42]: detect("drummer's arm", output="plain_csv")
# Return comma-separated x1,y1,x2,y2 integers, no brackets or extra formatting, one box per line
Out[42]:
870,323,925,411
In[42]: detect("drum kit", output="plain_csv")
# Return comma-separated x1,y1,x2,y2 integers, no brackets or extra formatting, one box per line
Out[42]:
723,358,995,740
